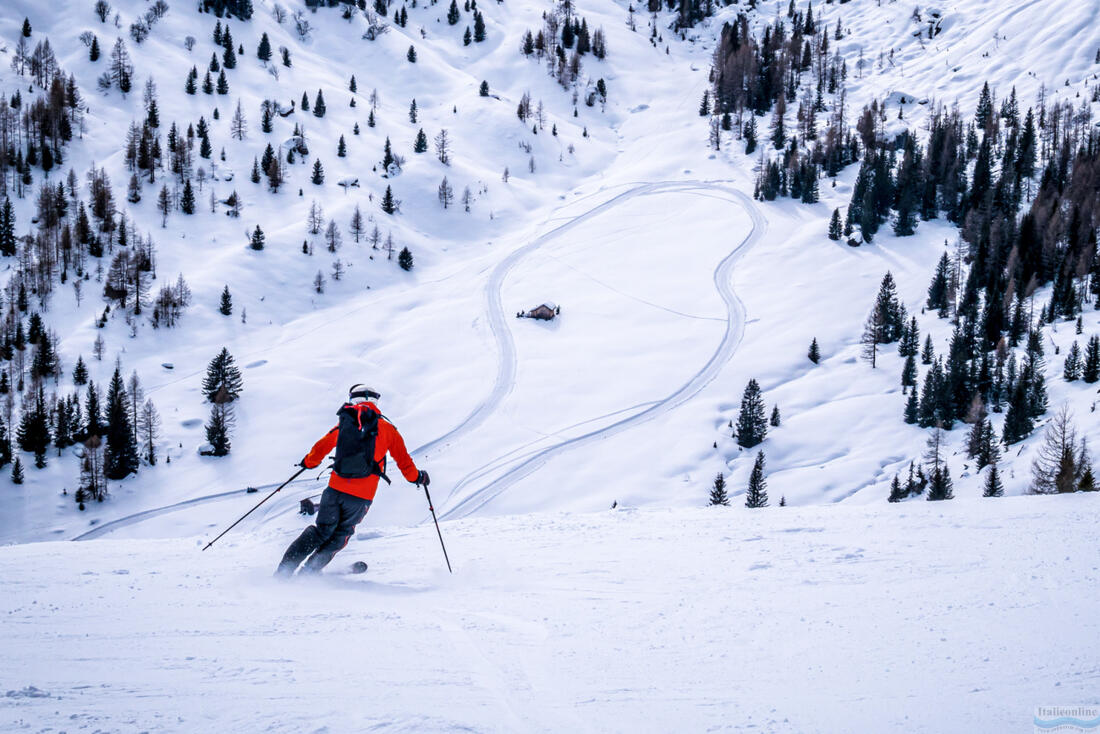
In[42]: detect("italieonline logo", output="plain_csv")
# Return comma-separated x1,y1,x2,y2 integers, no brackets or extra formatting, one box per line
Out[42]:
1035,706,1100,732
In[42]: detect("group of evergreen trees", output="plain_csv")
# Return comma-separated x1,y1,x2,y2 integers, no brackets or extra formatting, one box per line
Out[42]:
519,2,608,90
709,450,769,509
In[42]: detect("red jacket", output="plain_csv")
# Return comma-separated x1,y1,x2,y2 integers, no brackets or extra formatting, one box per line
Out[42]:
303,402,419,501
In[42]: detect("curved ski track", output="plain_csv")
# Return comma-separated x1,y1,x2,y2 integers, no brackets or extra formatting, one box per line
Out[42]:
72,180,763,541
439,181,766,520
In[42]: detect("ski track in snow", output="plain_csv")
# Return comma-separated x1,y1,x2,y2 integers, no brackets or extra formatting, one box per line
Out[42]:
440,181,767,520
71,180,756,540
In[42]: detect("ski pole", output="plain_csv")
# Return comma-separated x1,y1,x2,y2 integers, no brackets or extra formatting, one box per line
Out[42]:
421,482,452,573
202,466,308,551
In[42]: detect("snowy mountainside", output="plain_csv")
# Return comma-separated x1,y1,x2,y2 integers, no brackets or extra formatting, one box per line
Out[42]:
0,0,1097,537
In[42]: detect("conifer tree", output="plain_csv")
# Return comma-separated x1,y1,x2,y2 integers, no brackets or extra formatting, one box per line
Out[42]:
827,208,841,240
381,185,397,214
474,11,486,41
85,381,104,438
104,366,139,480
479,80,490,97
219,286,233,316
769,405,781,427
888,474,905,502
983,463,1004,497
903,391,919,424
311,159,325,184
901,353,917,391
447,0,460,24
407,45,417,62
709,472,729,506
743,117,757,154
921,334,934,365
313,89,326,118
1064,341,1082,381
73,356,89,385
202,348,243,403
205,402,232,456
745,451,768,508
1085,336,1100,383
216,69,229,94
180,179,195,214
257,32,272,61
250,225,265,250
926,464,954,501
398,246,414,271
807,337,820,364
90,35,101,62
11,456,23,484
735,378,767,448
414,128,428,153
337,135,347,157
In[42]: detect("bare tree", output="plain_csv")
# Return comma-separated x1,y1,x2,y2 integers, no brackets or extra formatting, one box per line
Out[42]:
860,304,885,368
1031,405,1078,494
307,200,324,235
138,398,161,464
271,3,287,23
230,99,247,140
184,35,196,51
438,176,454,209
324,219,342,252
434,129,451,165
349,205,365,242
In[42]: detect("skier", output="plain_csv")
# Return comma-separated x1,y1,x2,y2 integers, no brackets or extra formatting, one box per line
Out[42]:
275,385,429,577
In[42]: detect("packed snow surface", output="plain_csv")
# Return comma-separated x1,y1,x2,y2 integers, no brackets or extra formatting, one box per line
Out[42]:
5,495,1100,733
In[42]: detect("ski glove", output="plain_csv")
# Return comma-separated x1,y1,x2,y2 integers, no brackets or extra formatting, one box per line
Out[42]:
416,470,431,488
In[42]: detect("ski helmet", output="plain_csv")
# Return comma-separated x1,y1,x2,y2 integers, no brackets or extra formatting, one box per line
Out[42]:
348,384,381,403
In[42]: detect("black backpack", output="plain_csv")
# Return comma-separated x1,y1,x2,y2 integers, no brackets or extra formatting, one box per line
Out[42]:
332,404,391,483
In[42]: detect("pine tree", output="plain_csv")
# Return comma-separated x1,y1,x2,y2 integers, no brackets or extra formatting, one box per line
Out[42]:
447,0,460,24
926,464,954,501
223,40,237,69
337,135,347,157
745,451,768,508
257,32,272,61
903,391,919,424
735,378,767,448
983,463,1004,497
1064,341,1082,381
180,179,195,214
216,69,229,94
311,159,325,184
474,11,486,41
414,128,428,153
205,402,232,456
202,348,243,403
921,334,935,365
90,36,101,62
827,208,842,240
926,251,951,314
73,356,89,385
407,45,417,62
219,286,233,316
769,405,781,427
11,456,23,484
250,225,265,250
381,185,396,214
104,366,139,480
901,353,917,391
1084,336,1100,383
709,472,729,506
22,18,31,37
887,474,905,502
479,80,490,97
398,246,414,271
313,89,326,118
807,337,820,364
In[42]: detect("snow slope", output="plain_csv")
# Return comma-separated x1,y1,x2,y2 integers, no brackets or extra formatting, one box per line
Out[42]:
5,494,1099,733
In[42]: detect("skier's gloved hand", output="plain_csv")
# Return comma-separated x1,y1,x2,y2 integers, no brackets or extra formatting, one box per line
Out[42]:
416,470,431,488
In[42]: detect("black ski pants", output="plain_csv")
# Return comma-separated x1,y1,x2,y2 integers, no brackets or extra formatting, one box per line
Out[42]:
276,488,371,575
